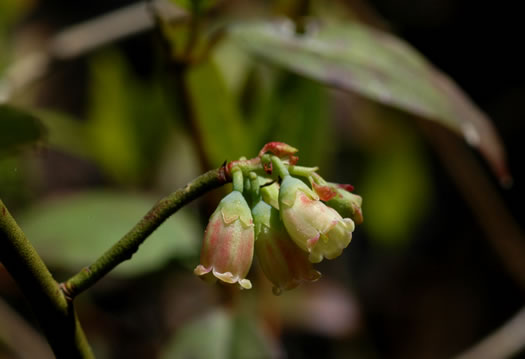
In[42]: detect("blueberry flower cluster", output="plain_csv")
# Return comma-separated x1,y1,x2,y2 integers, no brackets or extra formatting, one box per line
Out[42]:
194,142,363,295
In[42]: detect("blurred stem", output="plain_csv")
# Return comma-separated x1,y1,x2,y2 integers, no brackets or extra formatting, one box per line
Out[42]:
63,166,231,297
2,0,188,103
0,297,54,359
0,200,93,358
455,306,525,359
418,121,525,289
183,0,202,60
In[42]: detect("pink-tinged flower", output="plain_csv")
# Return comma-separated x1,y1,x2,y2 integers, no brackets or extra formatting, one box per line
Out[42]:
253,201,320,295
194,191,254,289
279,176,355,263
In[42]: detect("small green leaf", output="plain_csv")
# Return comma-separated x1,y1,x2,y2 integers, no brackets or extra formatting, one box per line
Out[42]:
18,191,201,276
229,19,508,181
0,105,46,155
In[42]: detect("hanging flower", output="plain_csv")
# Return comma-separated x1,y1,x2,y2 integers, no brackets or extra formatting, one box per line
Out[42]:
194,191,254,289
279,176,355,263
253,201,320,295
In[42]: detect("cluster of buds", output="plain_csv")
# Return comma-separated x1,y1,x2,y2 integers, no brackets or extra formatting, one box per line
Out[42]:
194,142,363,295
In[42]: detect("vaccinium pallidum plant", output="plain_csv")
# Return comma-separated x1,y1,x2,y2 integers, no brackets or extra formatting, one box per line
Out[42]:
193,142,363,294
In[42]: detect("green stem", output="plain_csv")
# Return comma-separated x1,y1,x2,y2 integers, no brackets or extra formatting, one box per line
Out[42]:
0,200,93,358
232,167,244,193
249,172,262,206
271,156,290,178
63,166,230,298
288,165,319,178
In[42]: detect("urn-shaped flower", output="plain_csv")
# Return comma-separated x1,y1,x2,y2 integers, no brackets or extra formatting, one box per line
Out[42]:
279,176,355,263
253,201,320,295
194,190,254,289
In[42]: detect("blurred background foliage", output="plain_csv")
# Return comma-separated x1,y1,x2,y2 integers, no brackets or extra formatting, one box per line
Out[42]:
1,0,524,358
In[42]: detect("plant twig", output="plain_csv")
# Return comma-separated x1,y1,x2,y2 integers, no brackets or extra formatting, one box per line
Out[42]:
62,166,231,298
0,200,93,358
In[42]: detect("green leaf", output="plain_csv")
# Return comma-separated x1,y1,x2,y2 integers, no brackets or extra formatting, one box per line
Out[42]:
18,191,201,276
160,309,232,359
0,105,46,155
185,60,252,165
229,19,508,181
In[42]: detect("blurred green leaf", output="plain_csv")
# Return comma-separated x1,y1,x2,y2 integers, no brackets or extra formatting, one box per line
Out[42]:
87,51,142,183
360,128,433,247
230,312,275,359
160,309,232,359
0,105,46,155
160,308,275,359
86,50,172,184
229,19,508,180
18,191,201,276
169,0,218,13
266,76,332,167
212,39,252,100
185,60,252,165
35,110,91,159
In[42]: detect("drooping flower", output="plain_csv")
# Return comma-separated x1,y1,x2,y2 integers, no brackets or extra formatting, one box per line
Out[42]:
253,201,320,295
279,176,355,263
194,191,254,289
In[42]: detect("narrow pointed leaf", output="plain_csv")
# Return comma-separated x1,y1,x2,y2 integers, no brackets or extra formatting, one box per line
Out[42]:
229,19,509,182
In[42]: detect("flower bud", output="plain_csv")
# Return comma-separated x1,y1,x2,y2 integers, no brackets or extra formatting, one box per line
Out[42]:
194,191,254,289
258,142,298,158
325,187,363,225
253,201,320,295
279,176,355,263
